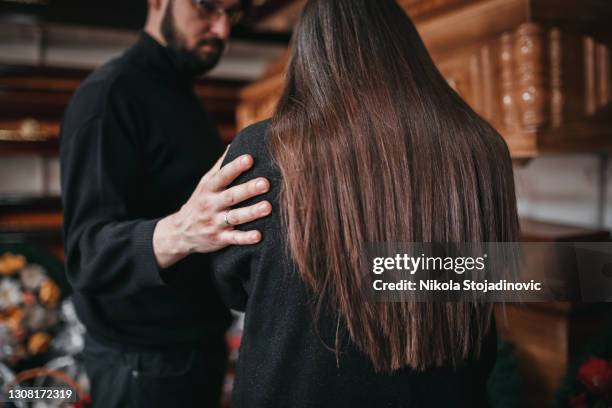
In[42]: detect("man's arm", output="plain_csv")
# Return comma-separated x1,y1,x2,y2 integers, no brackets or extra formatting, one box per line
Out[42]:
61,93,270,296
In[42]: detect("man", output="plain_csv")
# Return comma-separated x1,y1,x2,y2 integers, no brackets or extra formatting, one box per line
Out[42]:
59,0,271,406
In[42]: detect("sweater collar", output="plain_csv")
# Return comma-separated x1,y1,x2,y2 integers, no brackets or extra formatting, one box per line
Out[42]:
126,31,196,87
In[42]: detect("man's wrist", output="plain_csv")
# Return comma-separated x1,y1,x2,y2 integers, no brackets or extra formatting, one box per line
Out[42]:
152,213,191,269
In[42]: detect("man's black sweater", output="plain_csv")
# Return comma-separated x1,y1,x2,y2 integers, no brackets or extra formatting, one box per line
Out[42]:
60,32,231,349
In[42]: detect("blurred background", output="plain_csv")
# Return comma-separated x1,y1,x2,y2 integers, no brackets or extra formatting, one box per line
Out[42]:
0,0,611,407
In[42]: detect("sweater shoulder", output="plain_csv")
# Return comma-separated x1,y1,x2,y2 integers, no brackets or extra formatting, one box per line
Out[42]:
65,57,148,124
226,119,272,166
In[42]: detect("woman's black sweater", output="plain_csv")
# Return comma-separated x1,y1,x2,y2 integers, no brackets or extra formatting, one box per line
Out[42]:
212,120,496,408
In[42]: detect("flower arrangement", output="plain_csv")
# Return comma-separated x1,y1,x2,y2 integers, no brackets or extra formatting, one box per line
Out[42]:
557,318,612,408
0,251,62,366
567,358,612,408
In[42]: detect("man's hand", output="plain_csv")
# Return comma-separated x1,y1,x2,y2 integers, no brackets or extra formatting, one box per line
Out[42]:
153,149,272,269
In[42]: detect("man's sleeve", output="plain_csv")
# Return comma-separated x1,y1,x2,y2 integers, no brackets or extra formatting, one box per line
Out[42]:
60,88,165,297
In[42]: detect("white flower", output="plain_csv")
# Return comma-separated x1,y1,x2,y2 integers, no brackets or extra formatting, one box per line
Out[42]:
0,279,21,310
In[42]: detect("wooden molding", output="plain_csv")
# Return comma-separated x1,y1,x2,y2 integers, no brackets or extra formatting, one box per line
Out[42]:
0,65,247,148
417,0,529,58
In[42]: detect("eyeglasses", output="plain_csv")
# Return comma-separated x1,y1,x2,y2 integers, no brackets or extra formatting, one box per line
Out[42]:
192,0,244,25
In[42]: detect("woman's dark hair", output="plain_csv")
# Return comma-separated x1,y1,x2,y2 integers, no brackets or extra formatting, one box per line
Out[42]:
269,0,519,373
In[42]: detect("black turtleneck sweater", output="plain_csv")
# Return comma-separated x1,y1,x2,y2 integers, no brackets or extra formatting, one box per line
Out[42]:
60,32,231,349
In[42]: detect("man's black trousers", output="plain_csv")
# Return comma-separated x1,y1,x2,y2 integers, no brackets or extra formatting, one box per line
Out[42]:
83,333,228,407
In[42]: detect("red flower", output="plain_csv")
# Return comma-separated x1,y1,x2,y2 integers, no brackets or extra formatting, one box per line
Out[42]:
22,291,36,305
577,357,612,397
568,393,588,408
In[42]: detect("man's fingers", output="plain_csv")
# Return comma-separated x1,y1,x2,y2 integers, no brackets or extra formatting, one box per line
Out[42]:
209,154,254,192
196,145,231,190
223,201,272,226
219,178,269,208
218,229,262,245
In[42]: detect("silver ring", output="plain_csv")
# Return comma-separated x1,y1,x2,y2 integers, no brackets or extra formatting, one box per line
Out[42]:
224,210,233,227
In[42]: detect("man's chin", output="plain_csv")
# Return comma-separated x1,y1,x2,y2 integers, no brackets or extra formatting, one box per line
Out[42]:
193,53,222,73
196,48,222,62
168,45,222,77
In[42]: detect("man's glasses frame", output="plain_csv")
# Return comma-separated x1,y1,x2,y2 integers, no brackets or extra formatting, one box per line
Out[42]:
192,0,244,25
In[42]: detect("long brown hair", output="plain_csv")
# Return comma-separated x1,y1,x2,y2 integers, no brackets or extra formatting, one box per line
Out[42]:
269,0,519,372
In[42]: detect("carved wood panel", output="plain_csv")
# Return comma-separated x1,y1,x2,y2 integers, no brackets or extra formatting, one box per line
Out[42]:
435,23,611,156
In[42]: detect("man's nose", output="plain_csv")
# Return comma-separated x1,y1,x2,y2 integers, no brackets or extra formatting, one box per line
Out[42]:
209,16,230,41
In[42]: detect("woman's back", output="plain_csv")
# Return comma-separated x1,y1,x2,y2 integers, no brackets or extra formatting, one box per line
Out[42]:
213,120,498,408
213,0,518,406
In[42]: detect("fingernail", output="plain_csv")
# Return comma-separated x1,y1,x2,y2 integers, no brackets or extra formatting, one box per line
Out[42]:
251,232,261,241
241,155,251,165
256,180,267,191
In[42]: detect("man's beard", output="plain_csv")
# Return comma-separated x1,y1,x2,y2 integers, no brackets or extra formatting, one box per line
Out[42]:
161,3,225,78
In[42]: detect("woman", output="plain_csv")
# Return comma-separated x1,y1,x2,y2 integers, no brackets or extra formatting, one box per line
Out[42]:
213,0,518,406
